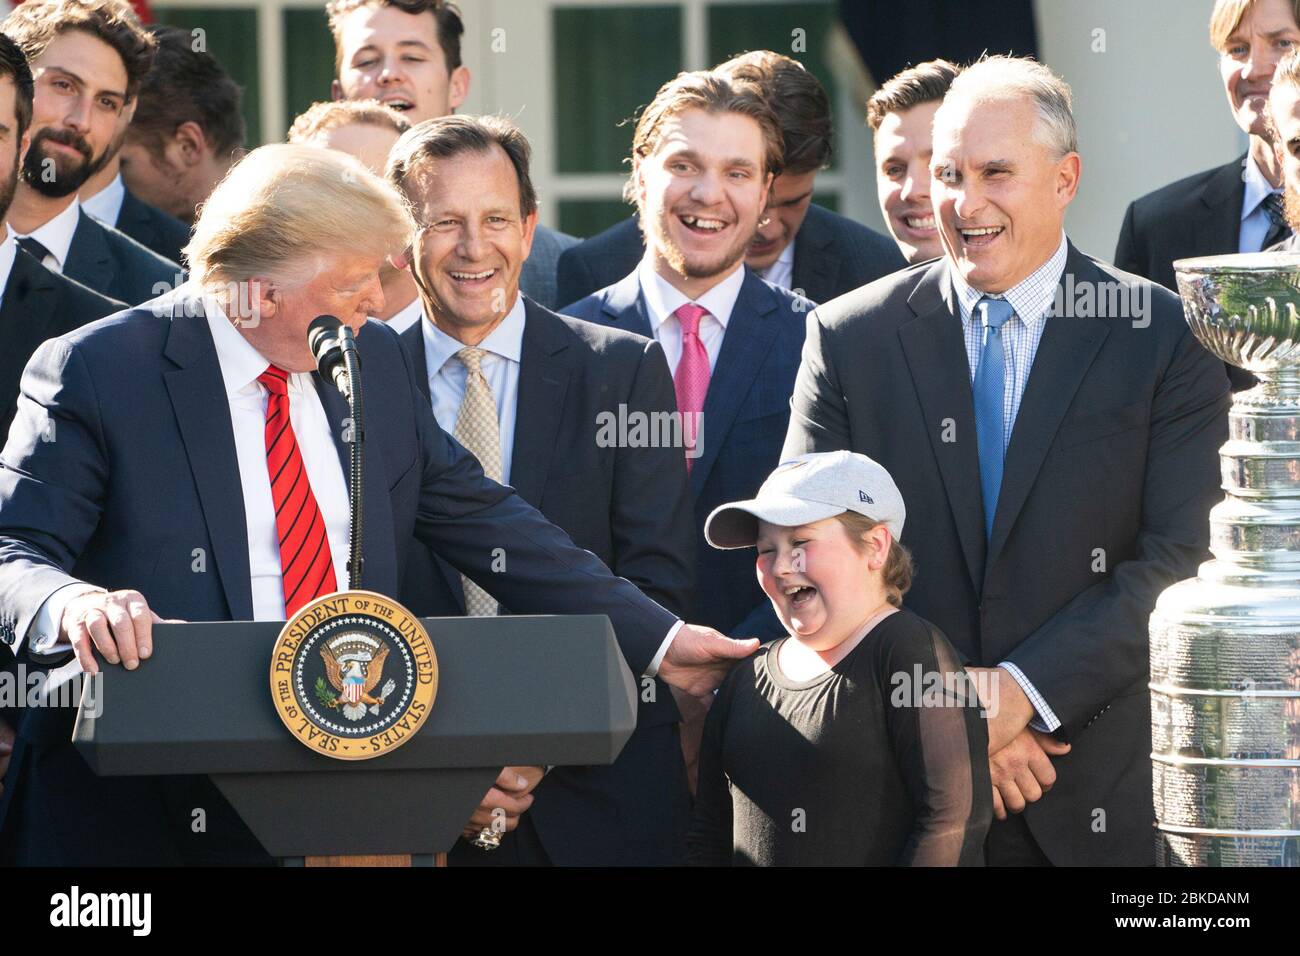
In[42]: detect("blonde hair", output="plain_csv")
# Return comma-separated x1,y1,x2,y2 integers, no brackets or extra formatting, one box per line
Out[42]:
185,143,415,291
287,99,411,143
1211,0,1300,51
834,512,914,608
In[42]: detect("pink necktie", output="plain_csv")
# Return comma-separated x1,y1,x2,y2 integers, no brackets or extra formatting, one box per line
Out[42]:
673,303,710,470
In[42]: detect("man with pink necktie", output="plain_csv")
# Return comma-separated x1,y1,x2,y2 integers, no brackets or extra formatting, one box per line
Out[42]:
565,69,813,641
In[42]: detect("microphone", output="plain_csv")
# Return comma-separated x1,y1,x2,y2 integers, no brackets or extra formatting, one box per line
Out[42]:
308,314,352,401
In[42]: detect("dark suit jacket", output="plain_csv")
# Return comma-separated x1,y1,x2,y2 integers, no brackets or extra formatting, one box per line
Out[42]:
781,244,1230,866
556,205,906,309
0,289,678,865
520,225,579,310
399,298,695,865
113,188,191,267
0,250,123,832
65,208,181,307
1114,155,1254,390
564,268,811,639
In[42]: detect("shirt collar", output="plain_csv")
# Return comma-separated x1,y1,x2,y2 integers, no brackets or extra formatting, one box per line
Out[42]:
81,172,127,227
950,231,1068,328
383,296,424,334
201,288,308,398
0,226,18,300
422,292,526,377
637,256,746,332
15,196,82,270
768,238,795,272
1241,153,1278,221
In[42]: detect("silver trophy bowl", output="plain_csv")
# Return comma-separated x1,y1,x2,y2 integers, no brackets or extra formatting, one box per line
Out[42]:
1150,253,1300,866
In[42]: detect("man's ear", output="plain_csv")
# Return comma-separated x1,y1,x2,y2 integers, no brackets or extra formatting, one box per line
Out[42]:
331,78,344,102
174,121,209,167
519,208,539,261
17,129,30,172
448,65,470,111
388,247,411,272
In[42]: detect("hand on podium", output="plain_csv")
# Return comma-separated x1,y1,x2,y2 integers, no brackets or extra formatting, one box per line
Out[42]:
461,765,546,841
60,589,182,674
658,623,759,696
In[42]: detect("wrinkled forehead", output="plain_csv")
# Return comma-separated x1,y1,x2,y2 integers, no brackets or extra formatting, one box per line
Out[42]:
931,93,1042,159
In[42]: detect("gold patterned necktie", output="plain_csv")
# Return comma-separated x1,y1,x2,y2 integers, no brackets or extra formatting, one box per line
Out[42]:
452,346,502,616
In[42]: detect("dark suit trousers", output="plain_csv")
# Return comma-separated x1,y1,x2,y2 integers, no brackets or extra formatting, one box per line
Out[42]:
985,813,1052,867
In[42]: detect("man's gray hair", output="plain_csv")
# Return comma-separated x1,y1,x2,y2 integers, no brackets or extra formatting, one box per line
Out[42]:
939,55,1077,157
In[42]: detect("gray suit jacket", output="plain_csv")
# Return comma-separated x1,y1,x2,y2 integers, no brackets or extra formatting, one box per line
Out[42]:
520,225,579,310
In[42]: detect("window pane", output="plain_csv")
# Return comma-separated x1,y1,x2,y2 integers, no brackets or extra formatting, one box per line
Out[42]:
559,199,636,240
553,6,682,174
283,8,337,138
153,7,261,146
706,1,840,169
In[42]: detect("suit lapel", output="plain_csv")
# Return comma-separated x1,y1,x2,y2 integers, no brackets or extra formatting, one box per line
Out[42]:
311,365,394,594
510,300,572,507
398,316,464,610
897,262,986,594
65,211,115,295
791,206,838,304
161,297,253,620
987,246,1109,570
1197,155,1248,254
691,270,781,494
601,270,654,337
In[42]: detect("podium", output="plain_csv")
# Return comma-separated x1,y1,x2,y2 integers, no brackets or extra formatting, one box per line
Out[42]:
71,614,637,862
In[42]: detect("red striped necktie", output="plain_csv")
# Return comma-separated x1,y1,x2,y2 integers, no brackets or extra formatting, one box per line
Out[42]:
258,365,338,616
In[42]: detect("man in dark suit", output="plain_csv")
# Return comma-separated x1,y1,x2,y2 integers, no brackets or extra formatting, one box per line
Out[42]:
555,51,904,309
388,115,696,865
0,141,755,866
565,70,810,642
1115,1,1299,386
3,0,179,305
783,57,1230,866
0,30,123,824
327,0,577,308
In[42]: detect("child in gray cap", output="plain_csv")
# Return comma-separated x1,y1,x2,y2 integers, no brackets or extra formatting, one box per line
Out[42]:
686,450,992,865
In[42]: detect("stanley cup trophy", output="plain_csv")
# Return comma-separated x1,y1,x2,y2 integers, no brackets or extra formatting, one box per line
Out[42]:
1150,252,1300,866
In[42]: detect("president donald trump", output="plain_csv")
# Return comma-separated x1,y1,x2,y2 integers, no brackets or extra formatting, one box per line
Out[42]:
0,143,754,865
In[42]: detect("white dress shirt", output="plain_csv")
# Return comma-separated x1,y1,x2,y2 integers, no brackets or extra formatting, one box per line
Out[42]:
419,292,683,676
948,234,1068,734
422,293,524,484
0,225,19,300
12,196,82,273
384,296,424,334
1239,154,1283,254
636,256,745,376
204,295,352,618
758,237,796,292
27,288,353,658
81,172,127,227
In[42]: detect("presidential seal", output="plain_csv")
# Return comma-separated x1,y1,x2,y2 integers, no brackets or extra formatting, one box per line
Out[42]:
269,591,438,761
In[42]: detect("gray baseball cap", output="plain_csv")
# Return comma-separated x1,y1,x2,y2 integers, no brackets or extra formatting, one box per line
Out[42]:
704,450,906,549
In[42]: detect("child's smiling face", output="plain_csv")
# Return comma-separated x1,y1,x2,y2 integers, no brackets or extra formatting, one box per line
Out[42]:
756,516,890,651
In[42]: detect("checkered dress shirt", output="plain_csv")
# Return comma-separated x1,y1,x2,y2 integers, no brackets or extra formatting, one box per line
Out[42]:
948,234,1068,734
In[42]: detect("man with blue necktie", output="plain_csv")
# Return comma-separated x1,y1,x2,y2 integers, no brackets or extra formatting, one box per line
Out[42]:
782,56,1230,866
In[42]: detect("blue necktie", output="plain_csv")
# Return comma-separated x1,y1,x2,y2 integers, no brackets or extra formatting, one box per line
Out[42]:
974,296,1013,540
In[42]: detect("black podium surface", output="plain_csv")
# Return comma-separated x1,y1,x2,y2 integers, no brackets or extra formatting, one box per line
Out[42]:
72,614,637,857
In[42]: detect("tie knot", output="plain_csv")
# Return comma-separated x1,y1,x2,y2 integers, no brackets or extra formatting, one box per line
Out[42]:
456,346,488,375
16,235,51,263
257,365,290,396
1263,191,1287,226
977,296,1014,331
674,303,708,336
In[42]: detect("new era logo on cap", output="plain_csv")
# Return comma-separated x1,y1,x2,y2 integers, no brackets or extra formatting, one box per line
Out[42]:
859,490,873,504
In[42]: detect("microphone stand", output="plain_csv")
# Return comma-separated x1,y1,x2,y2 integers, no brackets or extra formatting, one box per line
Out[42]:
338,325,364,589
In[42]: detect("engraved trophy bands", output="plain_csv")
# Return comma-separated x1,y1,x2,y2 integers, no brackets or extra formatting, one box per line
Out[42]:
1152,253,1300,866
